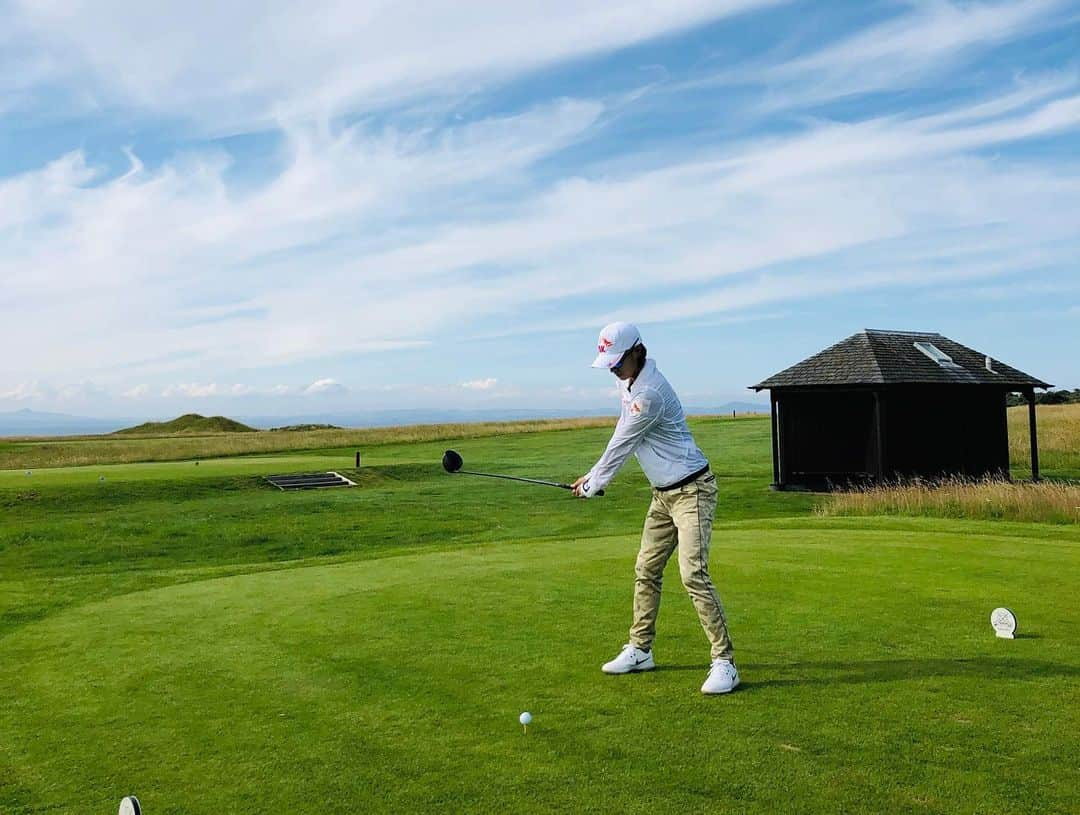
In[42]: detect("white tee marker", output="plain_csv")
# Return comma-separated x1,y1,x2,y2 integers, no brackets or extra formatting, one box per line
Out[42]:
991,607,1018,639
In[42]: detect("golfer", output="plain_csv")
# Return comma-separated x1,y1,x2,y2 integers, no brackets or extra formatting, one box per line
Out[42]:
572,321,738,694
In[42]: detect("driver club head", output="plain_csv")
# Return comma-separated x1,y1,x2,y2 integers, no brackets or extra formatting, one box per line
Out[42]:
442,450,464,473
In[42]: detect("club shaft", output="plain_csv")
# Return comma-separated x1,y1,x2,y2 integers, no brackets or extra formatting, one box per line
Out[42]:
458,469,571,489
455,469,604,495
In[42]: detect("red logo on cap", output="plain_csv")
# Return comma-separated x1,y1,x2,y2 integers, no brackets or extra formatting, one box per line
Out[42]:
598,336,613,353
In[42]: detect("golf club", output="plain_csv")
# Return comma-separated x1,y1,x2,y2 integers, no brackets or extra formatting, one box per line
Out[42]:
442,450,603,496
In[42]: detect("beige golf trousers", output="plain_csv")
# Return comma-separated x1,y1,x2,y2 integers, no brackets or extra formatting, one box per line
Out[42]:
629,472,734,661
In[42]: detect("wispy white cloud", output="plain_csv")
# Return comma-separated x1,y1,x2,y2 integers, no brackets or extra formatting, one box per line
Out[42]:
461,378,498,391
122,384,151,399
5,0,784,131
756,0,1070,105
0,380,107,405
0,100,598,378
928,279,1080,302
303,378,348,397
56,381,107,401
153,381,349,398
3,77,1079,385
0,381,51,401
346,80,1080,331
2,0,1077,410
161,383,257,398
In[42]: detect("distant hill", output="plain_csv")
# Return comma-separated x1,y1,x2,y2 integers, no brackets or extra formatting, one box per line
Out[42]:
113,414,257,435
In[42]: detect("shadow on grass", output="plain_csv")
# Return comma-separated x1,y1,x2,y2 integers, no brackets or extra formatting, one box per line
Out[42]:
657,657,1078,687
742,657,1080,689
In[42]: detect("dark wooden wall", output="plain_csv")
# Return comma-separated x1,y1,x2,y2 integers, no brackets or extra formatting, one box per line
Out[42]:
775,386,1009,489
778,391,878,488
881,386,1009,480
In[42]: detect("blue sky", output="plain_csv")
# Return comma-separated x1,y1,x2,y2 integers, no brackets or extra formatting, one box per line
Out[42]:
1,0,1078,418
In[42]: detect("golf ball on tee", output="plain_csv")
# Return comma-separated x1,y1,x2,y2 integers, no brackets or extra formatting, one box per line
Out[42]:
519,712,532,726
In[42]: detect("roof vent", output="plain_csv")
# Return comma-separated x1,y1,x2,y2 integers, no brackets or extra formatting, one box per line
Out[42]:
985,356,996,373
914,341,961,369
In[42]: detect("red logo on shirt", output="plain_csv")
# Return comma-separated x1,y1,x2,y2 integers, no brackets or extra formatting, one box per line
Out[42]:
630,401,641,415
598,336,613,353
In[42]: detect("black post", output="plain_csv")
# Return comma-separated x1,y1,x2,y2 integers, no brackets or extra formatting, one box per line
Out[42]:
355,451,361,468
1027,392,1040,482
999,390,1011,481
769,391,781,489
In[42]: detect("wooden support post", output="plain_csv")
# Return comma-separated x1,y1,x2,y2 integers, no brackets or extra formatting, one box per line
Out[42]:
1027,392,1040,482
999,390,1011,481
769,391,781,489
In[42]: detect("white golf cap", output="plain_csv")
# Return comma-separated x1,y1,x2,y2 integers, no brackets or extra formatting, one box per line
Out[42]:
591,321,642,368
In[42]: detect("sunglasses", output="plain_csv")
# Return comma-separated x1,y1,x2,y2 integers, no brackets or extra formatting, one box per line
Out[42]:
610,342,639,373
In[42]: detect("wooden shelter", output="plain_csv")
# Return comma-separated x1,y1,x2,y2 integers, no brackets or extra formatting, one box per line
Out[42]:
750,330,1051,491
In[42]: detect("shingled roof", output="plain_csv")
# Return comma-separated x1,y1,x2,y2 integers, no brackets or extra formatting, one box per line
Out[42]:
751,330,1052,390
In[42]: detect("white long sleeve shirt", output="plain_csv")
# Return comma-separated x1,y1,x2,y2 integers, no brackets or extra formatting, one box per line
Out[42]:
584,359,709,494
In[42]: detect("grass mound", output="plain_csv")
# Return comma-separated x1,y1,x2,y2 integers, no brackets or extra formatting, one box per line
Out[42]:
113,413,256,436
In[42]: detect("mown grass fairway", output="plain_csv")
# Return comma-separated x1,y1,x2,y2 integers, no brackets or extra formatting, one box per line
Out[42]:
2,418,1078,814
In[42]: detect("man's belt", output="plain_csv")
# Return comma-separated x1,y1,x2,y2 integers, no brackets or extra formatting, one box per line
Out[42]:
656,464,711,492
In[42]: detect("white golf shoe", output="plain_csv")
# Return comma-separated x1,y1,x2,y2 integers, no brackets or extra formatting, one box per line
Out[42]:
602,644,655,674
701,659,740,694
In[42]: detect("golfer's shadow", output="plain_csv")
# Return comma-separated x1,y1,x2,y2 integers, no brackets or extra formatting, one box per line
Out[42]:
657,657,1077,689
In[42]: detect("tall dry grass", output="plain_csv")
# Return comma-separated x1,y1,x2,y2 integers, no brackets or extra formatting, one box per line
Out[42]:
0,418,615,470
1008,403,1080,474
818,477,1080,525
